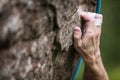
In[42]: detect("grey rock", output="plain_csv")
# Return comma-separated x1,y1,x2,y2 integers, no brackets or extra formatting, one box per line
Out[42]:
0,0,96,80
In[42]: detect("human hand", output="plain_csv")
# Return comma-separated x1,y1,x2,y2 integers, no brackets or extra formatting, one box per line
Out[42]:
73,12,109,80
73,12,103,64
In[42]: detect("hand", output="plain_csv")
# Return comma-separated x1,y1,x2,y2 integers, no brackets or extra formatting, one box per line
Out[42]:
73,12,109,80
73,12,102,64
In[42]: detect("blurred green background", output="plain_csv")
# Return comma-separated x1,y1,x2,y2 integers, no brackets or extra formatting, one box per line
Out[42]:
101,0,120,79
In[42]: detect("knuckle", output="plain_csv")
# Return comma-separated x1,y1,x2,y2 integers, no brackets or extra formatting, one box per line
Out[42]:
95,31,101,37
87,32,94,37
95,14,103,19
100,14,103,19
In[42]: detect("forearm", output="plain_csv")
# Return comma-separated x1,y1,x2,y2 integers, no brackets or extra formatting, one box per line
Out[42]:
83,51,109,80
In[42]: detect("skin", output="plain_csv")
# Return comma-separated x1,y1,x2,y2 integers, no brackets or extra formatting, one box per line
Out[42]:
73,12,109,80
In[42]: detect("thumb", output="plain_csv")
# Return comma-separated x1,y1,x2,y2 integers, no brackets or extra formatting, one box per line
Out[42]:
73,26,82,48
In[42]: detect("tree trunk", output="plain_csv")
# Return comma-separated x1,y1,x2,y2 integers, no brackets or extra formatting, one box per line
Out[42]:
0,0,96,80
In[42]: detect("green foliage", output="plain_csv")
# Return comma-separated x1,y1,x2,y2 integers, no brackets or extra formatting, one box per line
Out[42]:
100,0,120,79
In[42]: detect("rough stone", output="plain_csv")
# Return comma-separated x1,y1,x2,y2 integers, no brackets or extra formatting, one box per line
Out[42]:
0,0,96,80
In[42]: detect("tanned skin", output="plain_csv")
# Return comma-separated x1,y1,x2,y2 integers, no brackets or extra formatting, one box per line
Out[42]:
73,12,109,80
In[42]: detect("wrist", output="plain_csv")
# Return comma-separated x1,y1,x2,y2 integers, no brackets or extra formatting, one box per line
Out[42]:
84,54,109,80
83,49,101,66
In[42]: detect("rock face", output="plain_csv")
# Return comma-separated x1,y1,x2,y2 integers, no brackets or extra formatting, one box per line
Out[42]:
0,0,96,80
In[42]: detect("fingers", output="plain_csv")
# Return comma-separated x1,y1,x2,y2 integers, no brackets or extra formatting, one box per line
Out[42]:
73,26,82,48
81,12,103,48
94,13,102,38
80,12,103,26
80,12,96,22
94,13,103,27
80,12,103,38
73,12,103,61
73,12,103,49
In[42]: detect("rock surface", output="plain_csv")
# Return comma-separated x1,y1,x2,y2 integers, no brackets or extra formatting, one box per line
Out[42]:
0,0,96,80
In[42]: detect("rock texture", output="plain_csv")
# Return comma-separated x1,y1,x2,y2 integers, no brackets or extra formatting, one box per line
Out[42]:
0,0,96,80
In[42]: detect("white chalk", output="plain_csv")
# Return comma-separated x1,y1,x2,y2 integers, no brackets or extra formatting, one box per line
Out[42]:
88,12,102,26
95,18,102,26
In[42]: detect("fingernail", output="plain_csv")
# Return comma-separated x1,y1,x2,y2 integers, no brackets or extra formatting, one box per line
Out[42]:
74,27,80,32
